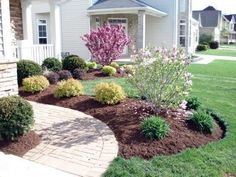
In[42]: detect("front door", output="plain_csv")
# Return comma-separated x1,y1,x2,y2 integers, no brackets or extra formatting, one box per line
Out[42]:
108,18,128,55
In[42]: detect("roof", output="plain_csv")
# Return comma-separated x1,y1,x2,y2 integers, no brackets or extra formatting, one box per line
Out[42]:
224,14,236,23
87,0,167,17
192,6,221,28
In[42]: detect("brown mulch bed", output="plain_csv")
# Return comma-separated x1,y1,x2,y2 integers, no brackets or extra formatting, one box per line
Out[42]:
82,69,126,80
0,131,41,157
19,86,224,159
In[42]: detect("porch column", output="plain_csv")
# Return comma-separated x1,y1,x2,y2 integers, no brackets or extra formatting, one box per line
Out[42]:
21,0,33,43
137,10,146,50
1,0,12,58
50,0,62,59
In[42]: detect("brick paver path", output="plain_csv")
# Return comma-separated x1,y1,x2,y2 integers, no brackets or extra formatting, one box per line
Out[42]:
23,102,118,177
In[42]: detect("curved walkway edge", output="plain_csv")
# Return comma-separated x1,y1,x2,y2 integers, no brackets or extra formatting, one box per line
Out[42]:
23,101,118,177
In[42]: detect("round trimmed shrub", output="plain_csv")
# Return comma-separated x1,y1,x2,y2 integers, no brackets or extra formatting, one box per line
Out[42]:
62,56,86,71
102,66,116,76
23,75,49,93
42,58,62,72
95,82,126,105
17,60,42,85
73,68,85,80
186,96,201,110
196,44,207,51
86,61,97,69
189,110,215,133
209,41,219,49
57,70,72,81
123,65,135,75
141,116,169,140
54,79,83,98
45,72,60,84
0,96,34,140
110,62,120,69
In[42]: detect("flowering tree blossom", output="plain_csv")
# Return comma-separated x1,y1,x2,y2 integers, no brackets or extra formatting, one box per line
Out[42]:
129,47,192,113
82,23,131,65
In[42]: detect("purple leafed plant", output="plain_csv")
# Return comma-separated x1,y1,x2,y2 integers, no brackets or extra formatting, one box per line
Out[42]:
82,23,131,65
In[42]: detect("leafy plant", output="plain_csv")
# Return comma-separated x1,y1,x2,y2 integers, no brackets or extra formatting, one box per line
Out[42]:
23,75,49,93
82,23,131,65
95,82,126,105
110,62,120,69
17,60,42,85
102,66,117,76
129,47,192,113
54,79,83,98
209,41,219,49
0,96,34,140
141,116,169,140
62,56,86,71
42,57,62,72
86,61,97,69
123,65,135,75
189,110,215,133
186,96,202,110
45,72,60,84
57,70,72,81
73,68,85,80
196,44,208,51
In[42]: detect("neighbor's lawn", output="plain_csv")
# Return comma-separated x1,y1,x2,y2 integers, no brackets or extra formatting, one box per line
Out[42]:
82,60,236,177
197,49,236,57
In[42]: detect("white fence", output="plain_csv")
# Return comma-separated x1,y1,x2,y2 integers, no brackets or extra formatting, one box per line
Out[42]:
13,44,55,64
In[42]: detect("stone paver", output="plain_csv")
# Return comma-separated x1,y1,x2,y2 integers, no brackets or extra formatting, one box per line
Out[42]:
23,101,118,177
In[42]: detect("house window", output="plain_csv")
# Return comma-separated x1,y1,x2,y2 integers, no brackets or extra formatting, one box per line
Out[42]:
38,20,47,44
179,19,186,47
95,17,100,29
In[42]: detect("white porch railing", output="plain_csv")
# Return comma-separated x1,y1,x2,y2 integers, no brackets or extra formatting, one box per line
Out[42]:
13,44,55,64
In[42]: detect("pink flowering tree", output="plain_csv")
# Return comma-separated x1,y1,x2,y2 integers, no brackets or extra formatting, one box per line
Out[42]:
129,47,192,113
82,23,131,65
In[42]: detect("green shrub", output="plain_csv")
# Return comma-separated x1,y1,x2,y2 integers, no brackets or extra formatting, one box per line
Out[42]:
95,82,126,105
141,116,169,140
42,57,62,72
186,96,202,110
196,44,208,51
102,66,116,76
189,110,215,133
0,96,34,140
54,79,83,98
86,61,97,69
23,75,49,93
209,41,219,49
201,42,210,48
17,60,42,85
199,34,213,44
123,65,135,75
62,56,86,71
110,62,120,69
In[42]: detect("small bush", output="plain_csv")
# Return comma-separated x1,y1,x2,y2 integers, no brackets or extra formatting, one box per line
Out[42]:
189,110,215,133
141,116,169,140
54,79,83,98
86,61,97,69
110,62,120,69
57,70,72,81
186,96,202,110
45,72,60,84
23,75,49,93
209,41,219,49
62,56,86,71
17,60,42,85
201,42,210,48
73,68,85,80
102,66,116,76
42,58,62,72
123,65,135,75
196,44,207,51
0,96,34,140
95,82,126,105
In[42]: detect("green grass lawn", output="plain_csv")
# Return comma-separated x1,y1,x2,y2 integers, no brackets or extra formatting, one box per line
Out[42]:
197,49,236,57
220,45,236,49
82,60,236,177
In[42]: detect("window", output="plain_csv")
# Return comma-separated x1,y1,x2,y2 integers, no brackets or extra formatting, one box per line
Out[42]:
179,20,186,47
180,0,186,12
95,17,100,29
38,20,47,44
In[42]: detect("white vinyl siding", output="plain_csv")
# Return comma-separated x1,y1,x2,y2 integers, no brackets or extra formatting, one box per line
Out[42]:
61,0,91,59
0,2,4,58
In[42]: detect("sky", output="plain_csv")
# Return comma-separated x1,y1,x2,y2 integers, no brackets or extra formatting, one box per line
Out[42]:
192,0,236,14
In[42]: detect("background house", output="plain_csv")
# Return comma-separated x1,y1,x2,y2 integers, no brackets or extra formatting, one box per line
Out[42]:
193,6,222,42
222,14,236,44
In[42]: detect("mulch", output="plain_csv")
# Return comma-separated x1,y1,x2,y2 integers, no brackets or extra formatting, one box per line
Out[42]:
0,131,41,157
82,69,126,80
19,86,224,159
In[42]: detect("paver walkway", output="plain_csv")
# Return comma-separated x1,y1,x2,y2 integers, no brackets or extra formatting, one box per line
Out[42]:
23,101,118,177
194,54,236,64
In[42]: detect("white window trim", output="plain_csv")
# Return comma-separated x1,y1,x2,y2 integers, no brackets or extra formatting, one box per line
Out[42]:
37,19,48,44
